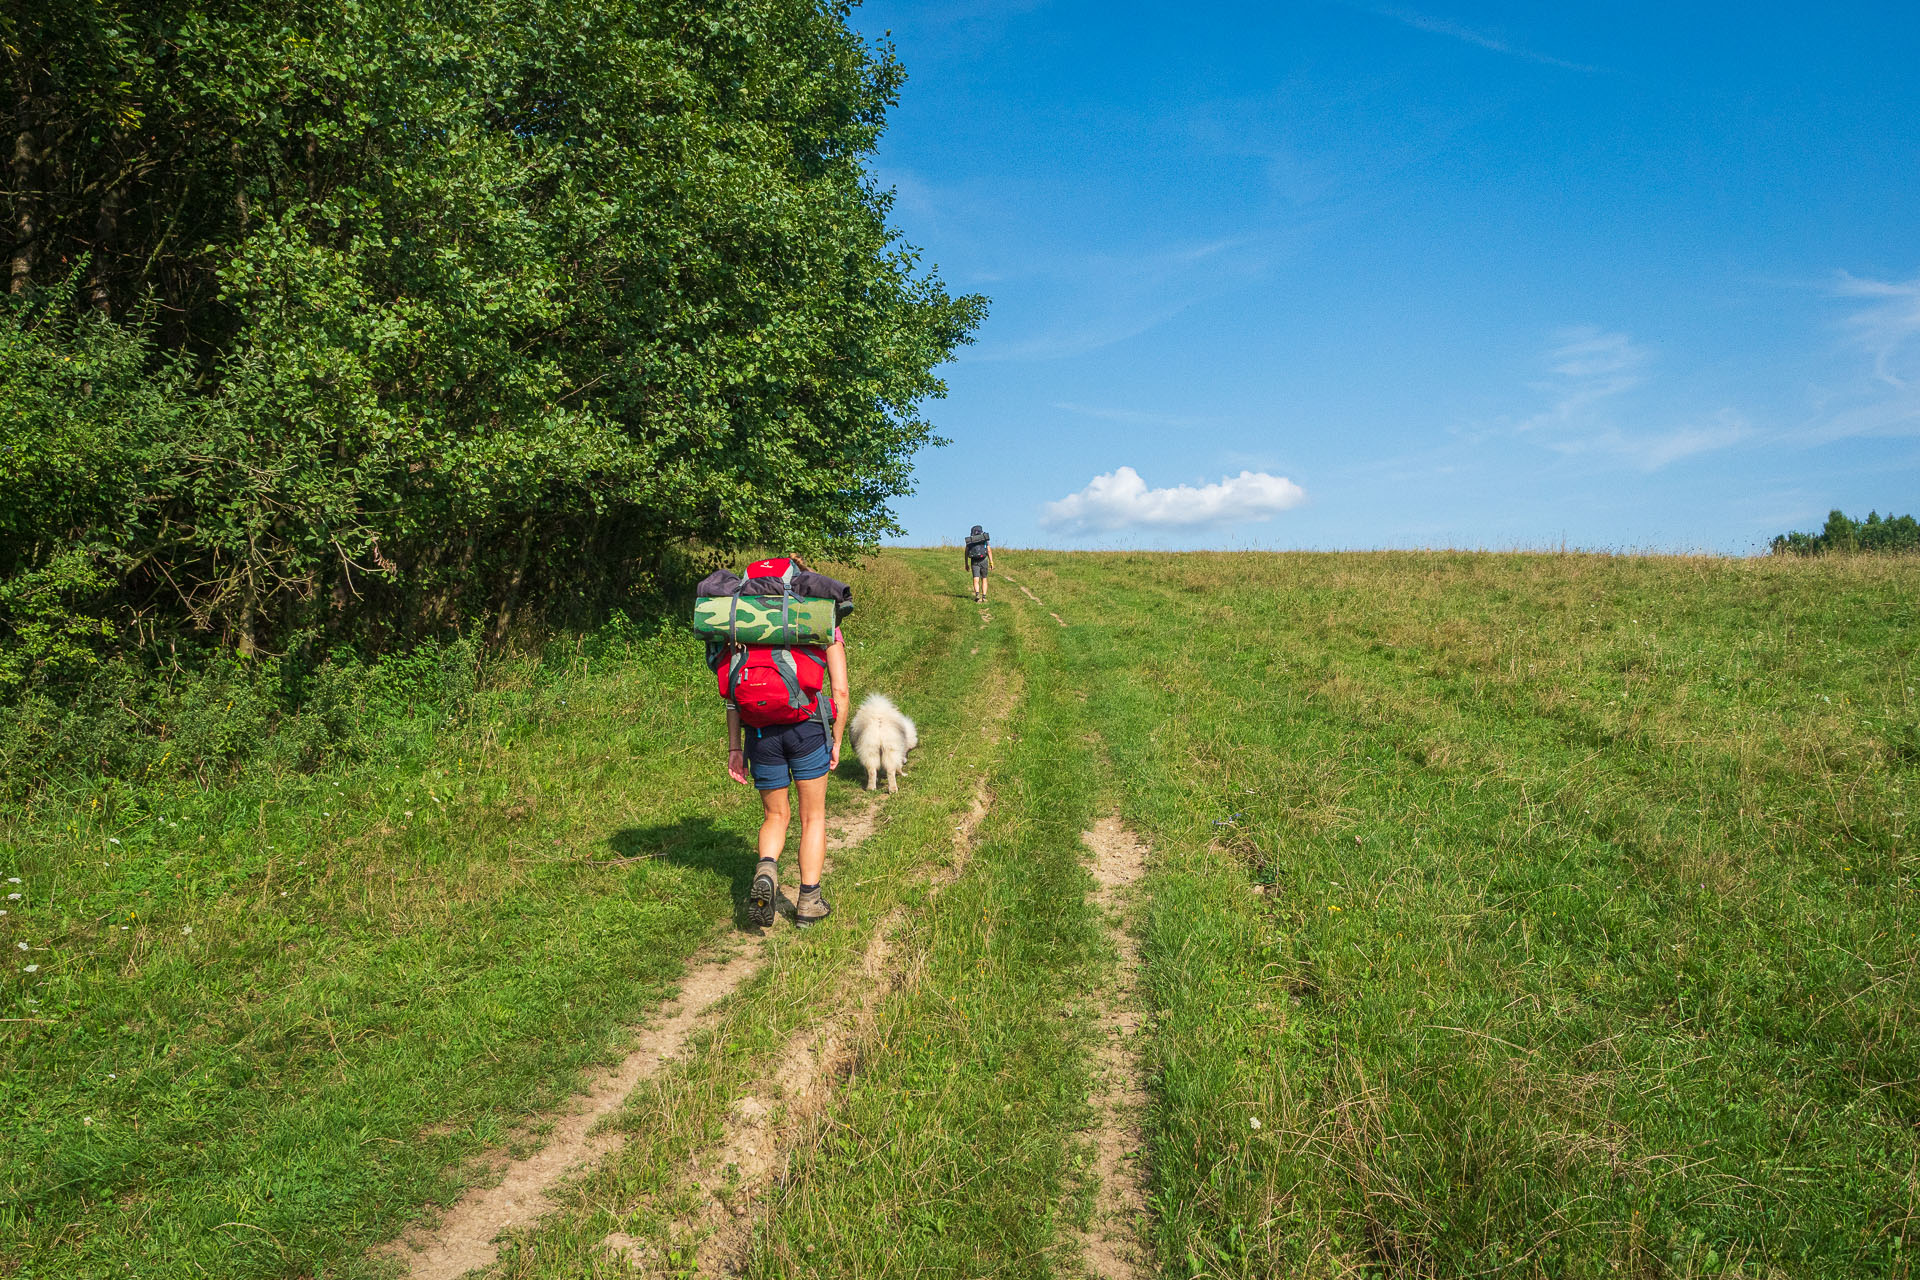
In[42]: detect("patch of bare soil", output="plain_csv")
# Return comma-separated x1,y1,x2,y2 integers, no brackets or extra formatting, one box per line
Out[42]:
1078,818,1153,1280
826,798,881,851
379,946,765,1280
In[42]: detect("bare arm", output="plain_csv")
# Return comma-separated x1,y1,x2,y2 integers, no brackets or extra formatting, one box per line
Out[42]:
726,706,749,785
827,637,850,766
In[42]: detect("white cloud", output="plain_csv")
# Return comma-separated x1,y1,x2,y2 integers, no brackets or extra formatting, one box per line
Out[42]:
1042,466,1306,533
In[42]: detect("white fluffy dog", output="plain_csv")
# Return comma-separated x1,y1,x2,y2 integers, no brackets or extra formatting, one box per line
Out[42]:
850,692,917,792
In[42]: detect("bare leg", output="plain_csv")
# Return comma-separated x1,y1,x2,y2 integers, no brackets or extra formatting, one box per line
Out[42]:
758,786,791,862
795,774,828,886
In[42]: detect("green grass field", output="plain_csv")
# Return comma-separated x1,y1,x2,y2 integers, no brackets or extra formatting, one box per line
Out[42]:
4,550,1916,1278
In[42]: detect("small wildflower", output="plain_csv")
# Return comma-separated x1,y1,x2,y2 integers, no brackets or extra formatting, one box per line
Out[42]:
404,811,414,818
181,925,193,935
25,964,38,973
1249,1117,1262,1130
14,942,25,951
5,877,17,884
82,1116,92,1126
6,893,18,901
107,1073,116,1079
108,838,121,846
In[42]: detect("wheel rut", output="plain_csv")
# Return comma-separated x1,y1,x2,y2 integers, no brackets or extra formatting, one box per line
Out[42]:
635,680,1020,1274
1077,818,1154,1279
378,946,765,1280
999,570,1068,626
379,799,883,1279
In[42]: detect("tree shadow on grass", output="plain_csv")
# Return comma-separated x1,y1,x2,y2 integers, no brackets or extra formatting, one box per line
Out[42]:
608,817,761,930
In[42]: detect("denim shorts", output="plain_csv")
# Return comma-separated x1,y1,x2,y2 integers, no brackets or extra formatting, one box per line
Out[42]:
746,718,831,790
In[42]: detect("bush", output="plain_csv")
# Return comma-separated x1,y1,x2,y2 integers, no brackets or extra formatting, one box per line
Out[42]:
0,638,481,800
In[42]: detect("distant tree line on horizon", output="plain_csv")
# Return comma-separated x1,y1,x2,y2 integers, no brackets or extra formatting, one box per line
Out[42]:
1771,509,1920,556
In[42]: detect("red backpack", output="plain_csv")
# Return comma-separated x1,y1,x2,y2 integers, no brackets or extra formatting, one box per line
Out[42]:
720,642,832,727
718,558,835,729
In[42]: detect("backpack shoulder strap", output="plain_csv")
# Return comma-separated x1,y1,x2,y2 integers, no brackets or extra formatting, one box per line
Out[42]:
771,647,808,709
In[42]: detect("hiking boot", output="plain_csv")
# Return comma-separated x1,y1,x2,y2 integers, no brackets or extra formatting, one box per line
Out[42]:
748,861,778,928
794,888,833,928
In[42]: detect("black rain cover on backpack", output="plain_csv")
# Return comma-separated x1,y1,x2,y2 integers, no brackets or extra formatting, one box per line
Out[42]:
694,567,854,616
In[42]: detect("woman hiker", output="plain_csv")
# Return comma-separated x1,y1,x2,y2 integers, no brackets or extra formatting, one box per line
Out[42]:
965,524,994,603
725,618,850,929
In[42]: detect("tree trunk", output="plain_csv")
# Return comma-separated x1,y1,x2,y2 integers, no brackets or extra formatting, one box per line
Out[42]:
87,182,118,314
490,519,537,647
9,87,35,294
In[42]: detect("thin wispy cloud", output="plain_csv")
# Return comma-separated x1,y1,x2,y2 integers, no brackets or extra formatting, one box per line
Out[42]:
1517,327,1649,433
1052,402,1208,429
1042,466,1306,533
967,235,1272,363
1833,271,1920,388
1803,271,1920,441
1370,5,1602,73
1507,327,1751,471
1547,411,1753,473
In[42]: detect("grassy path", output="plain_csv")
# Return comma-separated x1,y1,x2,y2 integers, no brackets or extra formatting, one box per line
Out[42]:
8,548,1917,1278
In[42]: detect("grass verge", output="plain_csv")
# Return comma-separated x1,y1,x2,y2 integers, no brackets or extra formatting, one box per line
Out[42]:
1030,549,1920,1278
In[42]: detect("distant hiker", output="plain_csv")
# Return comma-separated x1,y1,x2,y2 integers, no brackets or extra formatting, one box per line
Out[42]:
964,525,994,603
694,556,852,929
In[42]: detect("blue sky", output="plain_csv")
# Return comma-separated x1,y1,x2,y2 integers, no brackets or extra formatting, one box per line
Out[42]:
848,0,1920,552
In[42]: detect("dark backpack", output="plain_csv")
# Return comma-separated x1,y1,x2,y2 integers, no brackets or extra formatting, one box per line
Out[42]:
965,532,990,563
